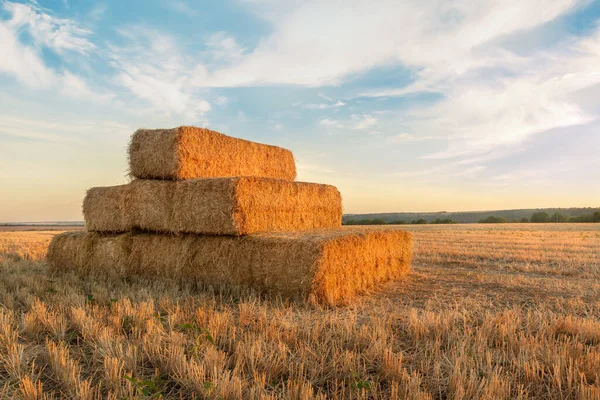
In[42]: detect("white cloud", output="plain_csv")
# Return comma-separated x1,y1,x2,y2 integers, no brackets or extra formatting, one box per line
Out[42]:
185,0,597,171
205,31,246,64
4,1,95,55
88,3,107,20
404,28,600,159
389,133,440,143
0,1,111,102
60,71,115,103
318,114,378,131
215,95,229,105
193,0,582,87
165,0,197,15
268,121,284,131
110,26,211,120
350,114,377,130
0,19,54,87
299,100,345,110
319,118,343,128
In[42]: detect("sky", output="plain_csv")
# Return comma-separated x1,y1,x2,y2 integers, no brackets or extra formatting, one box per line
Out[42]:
1,0,600,222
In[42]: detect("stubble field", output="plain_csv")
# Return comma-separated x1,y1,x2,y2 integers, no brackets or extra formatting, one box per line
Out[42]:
0,224,599,399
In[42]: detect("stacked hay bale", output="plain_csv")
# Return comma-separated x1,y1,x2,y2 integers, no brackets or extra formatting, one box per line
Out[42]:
47,126,412,305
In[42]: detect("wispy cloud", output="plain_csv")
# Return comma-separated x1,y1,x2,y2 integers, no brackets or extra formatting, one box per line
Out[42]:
0,1,111,101
164,0,198,15
0,114,131,142
109,26,211,120
204,31,246,64
297,100,345,110
196,0,583,87
389,133,441,143
319,118,343,128
0,17,54,87
318,114,378,131
405,28,600,160
4,1,95,55
350,114,377,130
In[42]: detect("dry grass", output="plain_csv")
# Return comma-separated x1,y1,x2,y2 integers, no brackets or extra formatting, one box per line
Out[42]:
46,228,412,305
129,126,297,181
0,231,64,262
1,223,599,399
84,178,342,235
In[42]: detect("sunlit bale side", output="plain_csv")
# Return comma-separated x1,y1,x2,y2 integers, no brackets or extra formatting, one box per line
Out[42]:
47,228,412,305
83,177,342,235
129,126,296,181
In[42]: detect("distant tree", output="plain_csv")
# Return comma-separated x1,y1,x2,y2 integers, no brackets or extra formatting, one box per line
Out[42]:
411,219,427,225
479,216,507,223
520,218,529,223
549,212,567,223
344,218,388,225
530,212,550,223
390,220,407,225
430,218,457,224
593,212,600,222
344,219,370,225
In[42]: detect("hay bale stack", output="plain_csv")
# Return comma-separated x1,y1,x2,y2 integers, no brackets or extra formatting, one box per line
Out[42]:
48,125,413,304
47,228,412,305
129,126,296,180
83,178,342,235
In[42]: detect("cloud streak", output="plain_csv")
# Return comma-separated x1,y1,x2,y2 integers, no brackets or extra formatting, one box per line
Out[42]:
109,26,211,120
0,1,110,102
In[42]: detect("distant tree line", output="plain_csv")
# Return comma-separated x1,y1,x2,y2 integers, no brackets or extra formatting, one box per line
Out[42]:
344,218,457,225
344,211,600,225
479,211,600,223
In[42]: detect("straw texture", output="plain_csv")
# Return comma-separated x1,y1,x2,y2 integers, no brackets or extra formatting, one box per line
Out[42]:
83,177,342,235
47,228,412,305
129,126,297,181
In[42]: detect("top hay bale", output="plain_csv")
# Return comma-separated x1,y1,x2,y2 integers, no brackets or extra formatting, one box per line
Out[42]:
129,126,297,181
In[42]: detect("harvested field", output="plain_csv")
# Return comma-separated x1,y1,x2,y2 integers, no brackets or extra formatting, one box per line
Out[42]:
84,177,342,235
47,228,412,305
0,225,84,232
1,223,599,399
129,126,297,181
0,230,64,262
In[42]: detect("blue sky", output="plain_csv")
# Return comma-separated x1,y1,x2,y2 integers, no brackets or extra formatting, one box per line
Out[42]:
1,0,600,221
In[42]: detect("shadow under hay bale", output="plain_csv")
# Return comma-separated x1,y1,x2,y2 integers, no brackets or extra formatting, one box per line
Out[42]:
129,126,296,181
83,177,342,235
47,228,412,306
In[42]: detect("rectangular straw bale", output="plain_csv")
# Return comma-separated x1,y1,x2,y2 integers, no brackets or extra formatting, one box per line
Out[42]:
83,185,131,232
129,126,297,180
46,227,412,305
46,231,131,278
83,177,342,235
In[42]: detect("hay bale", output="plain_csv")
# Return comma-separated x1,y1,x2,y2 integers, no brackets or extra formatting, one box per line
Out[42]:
46,228,412,305
47,231,131,278
82,185,131,232
83,177,342,235
129,126,296,181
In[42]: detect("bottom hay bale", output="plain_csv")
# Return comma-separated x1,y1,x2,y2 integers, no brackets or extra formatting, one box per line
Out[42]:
46,228,412,305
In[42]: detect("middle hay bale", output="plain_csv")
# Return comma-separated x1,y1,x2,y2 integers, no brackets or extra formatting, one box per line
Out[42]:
46,227,413,305
83,177,342,235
